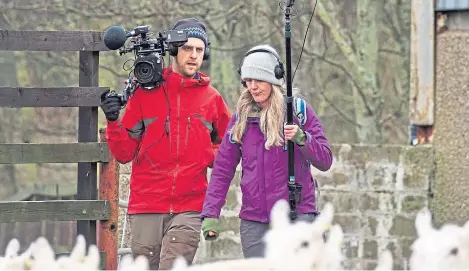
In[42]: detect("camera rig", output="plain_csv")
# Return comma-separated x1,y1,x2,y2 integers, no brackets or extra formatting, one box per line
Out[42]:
105,24,188,106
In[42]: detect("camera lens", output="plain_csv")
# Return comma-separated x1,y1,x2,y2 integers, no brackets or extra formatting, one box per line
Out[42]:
134,61,154,83
133,53,163,89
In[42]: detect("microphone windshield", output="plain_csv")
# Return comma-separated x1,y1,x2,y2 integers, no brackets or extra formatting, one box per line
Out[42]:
103,26,127,50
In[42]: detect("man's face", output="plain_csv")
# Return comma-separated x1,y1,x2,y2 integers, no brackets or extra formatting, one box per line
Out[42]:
173,37,205,77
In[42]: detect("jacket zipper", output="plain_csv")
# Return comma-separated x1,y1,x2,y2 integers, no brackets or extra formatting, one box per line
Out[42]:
170,79,184,215
185,117,191,147
166,116,171,155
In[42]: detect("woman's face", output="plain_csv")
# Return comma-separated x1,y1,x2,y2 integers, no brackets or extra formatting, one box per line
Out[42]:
245,79,272,108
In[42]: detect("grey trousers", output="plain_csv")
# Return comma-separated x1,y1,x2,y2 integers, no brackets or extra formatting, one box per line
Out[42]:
130,212,201,270
239,213,318,258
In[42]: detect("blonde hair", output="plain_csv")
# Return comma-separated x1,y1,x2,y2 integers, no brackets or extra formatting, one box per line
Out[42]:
231,84,291,149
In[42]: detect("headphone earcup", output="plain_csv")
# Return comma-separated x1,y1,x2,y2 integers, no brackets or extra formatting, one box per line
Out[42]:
169,44,178,57
203,46,210,60
275,63,285,79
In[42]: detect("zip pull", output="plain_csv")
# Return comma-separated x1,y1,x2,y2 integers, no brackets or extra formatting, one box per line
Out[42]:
187,117,191,129
165,116,170,135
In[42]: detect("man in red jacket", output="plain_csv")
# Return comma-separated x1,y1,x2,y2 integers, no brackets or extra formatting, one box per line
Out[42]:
100,18,231,270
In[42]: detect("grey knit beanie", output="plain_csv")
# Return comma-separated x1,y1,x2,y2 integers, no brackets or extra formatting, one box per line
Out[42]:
240,45,284,86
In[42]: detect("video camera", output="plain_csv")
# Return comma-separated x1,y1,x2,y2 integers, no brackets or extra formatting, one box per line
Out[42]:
103,24,188,105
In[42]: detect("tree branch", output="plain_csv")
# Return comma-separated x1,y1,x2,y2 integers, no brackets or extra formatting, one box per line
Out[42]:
298,48,359,91
209,30,278,52
315,0,357,68
251,2,375,117
314,72,361,127
379,48,404,56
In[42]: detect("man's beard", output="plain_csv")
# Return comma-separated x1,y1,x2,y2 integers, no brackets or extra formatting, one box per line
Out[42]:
176,58,199,78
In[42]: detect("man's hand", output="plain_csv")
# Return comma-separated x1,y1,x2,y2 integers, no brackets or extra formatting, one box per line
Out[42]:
100,90,122,121
284,124,299,141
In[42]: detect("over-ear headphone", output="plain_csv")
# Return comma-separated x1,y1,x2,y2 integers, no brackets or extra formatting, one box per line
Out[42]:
237,48,285,87
168,40,210,61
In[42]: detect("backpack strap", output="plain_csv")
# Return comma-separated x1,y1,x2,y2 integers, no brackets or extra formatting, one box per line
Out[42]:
283,97,308,151
230,98,308,148
228,112,239,144
293,96,307,127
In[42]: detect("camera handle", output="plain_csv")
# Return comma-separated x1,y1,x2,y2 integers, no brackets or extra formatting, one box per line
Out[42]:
106,76,138,107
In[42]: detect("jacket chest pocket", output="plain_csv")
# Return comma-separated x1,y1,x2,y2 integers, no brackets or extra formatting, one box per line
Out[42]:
240,128,262,172
182,113,214,166
136,116,173,170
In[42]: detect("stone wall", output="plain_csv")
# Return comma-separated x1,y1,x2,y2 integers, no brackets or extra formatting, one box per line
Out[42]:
117,143,435,270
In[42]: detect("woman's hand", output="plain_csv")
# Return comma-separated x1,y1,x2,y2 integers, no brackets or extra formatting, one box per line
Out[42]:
202,218,221,241
284,124,299,141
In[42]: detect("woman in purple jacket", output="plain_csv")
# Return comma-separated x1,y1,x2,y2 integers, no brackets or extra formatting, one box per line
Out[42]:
200,44,333,258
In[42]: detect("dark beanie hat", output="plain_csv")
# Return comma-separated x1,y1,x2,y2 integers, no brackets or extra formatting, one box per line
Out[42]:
172,18,209,47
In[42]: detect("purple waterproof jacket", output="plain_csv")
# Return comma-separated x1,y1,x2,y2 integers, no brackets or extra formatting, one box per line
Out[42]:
200,102,333,223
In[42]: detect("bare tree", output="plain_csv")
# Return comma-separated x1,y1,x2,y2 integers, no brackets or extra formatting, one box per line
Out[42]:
313,0,410,143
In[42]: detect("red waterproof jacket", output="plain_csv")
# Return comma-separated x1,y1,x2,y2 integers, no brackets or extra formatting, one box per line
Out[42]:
106,67,232,215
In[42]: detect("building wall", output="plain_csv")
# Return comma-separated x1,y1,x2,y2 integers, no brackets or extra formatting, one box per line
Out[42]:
432,12,469,227
118,144,435,270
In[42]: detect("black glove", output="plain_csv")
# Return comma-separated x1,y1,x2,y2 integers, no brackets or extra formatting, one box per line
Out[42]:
100,90,122,121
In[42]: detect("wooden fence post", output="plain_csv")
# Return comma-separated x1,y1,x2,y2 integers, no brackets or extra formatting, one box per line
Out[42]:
77,51,100,246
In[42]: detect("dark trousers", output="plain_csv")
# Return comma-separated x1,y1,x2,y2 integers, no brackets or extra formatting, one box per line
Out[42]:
239,213,318,258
